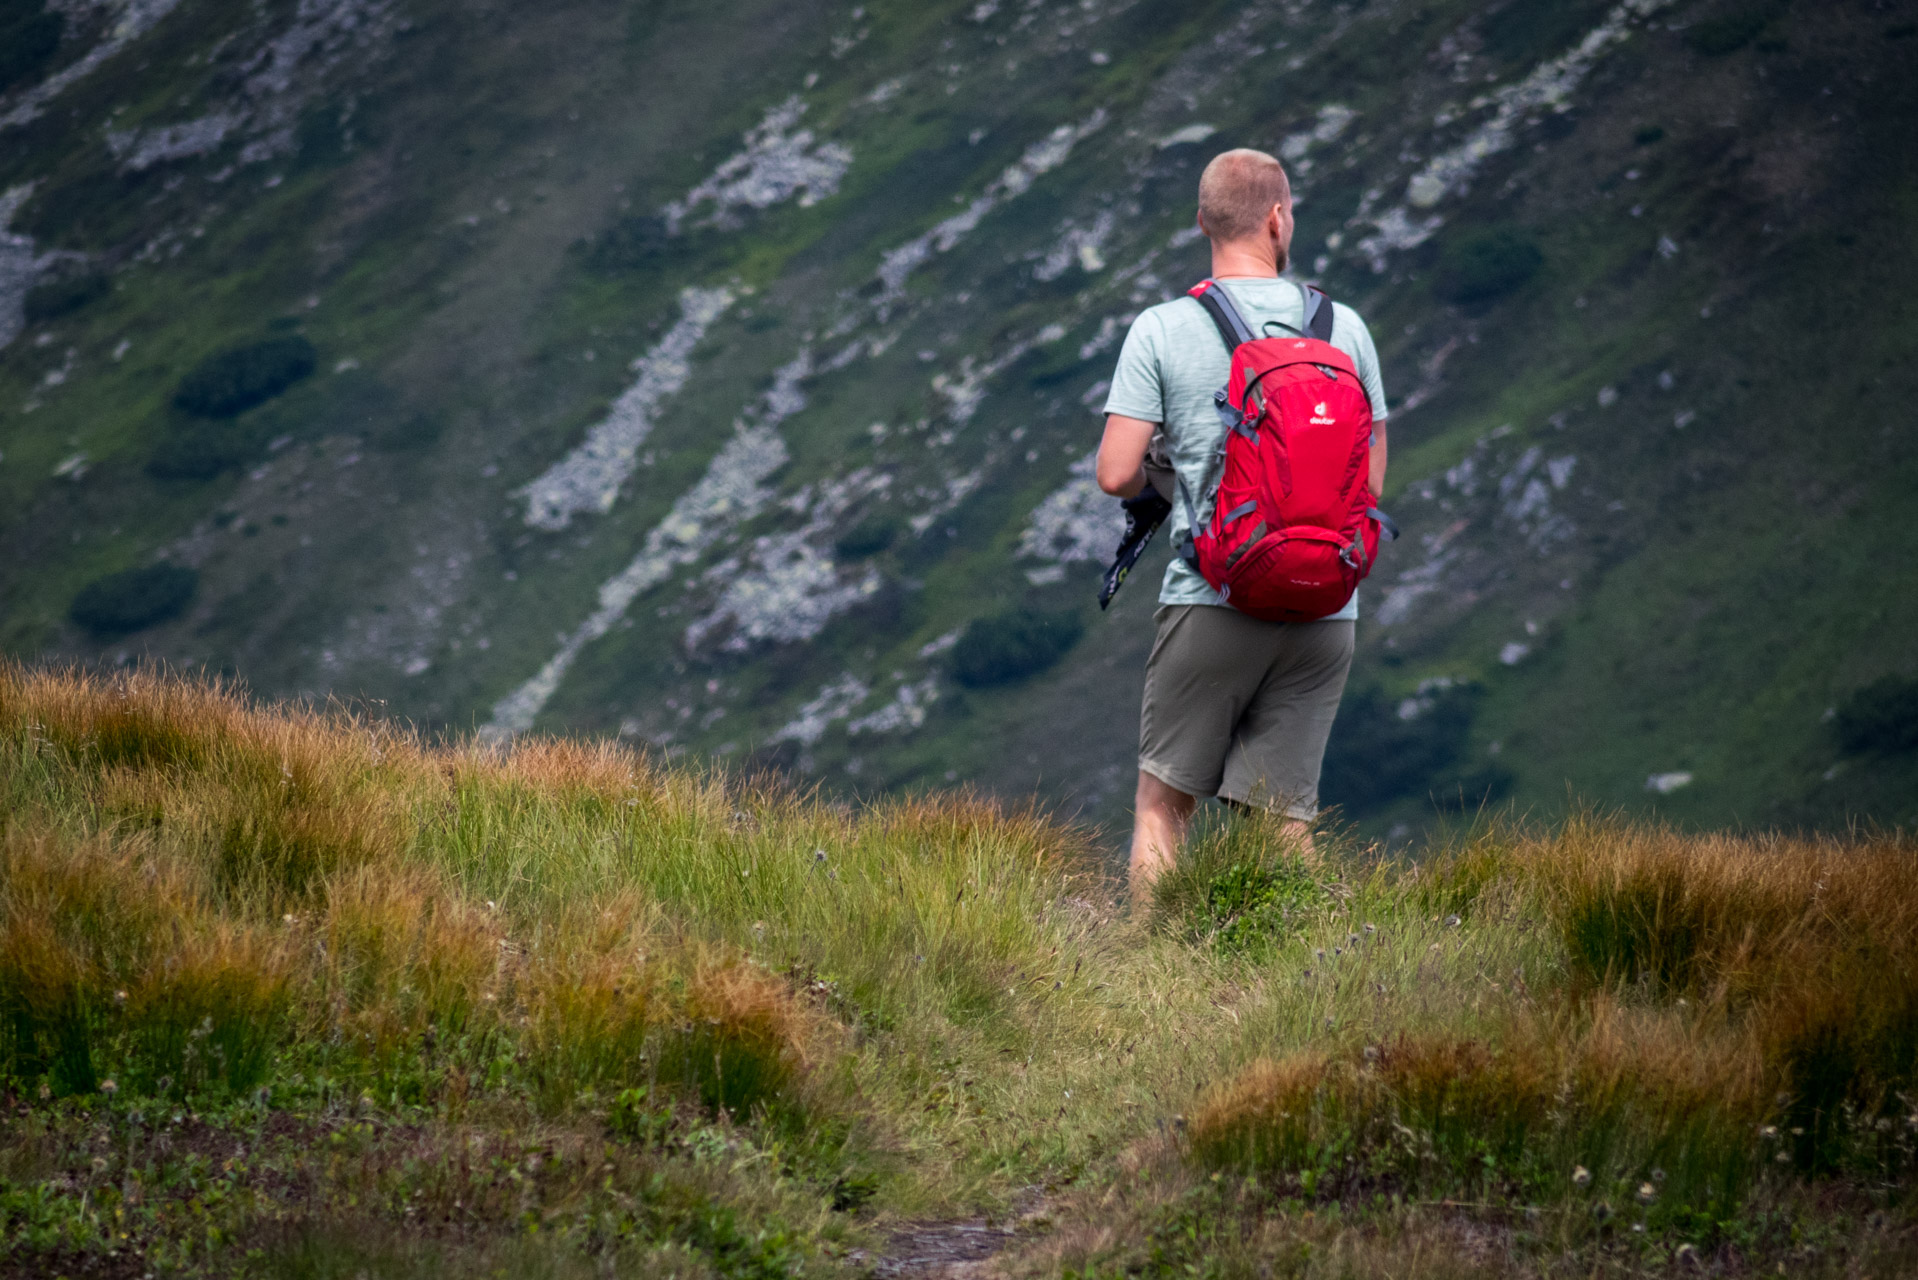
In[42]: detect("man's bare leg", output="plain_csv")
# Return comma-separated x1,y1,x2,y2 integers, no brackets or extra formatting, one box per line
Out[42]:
1130,770,1197,911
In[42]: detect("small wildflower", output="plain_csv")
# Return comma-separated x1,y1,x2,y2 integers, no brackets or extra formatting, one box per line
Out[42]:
1774,1149,1791,1164
813,849,828,862
1637,1182,1657,1205
99,1079,118,1097
1675,1243,1699,1267
1790,1126,1804,1136
1315,948,1326,961
1362,1045,1380,1063
1632,1223,1645,1234
1363,923,1376,934
1759,1124,1777,1139
37,1083,50,1100
1651,1167,1666,1183
113,990,128,1005
1572,1165,1591,1187
1443,914,1461,928
91,1157,109,1173
1592,1201,1612,1223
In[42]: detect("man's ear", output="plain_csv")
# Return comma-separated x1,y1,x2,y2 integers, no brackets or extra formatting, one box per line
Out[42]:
1195,209,1209,238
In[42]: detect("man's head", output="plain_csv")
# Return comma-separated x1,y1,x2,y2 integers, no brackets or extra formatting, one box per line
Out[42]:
1197,148,1293,272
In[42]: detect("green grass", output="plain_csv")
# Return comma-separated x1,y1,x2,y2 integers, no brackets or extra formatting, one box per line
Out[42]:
2,668,1916,1276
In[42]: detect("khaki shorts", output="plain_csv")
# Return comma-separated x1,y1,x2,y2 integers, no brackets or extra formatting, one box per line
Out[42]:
1138,605,1355,821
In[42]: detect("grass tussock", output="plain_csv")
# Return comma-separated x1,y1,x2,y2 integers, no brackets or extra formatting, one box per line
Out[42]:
1191,817,1918,1219
2,665,1916,1277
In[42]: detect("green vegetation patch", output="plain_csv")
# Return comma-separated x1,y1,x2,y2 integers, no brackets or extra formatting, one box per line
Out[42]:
1151,813,1327,956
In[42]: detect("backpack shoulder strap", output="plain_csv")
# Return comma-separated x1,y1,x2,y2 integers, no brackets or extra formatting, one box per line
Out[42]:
1188,279,1255,352
1299,281,1335,342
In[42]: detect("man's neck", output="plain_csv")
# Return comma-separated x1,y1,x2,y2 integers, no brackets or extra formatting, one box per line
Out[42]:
1209,241,1283,280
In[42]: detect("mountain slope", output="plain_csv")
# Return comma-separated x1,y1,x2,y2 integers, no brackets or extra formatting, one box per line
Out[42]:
2,0,1914,841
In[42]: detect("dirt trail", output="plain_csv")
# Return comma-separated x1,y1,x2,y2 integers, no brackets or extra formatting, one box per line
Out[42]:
864,1190,1046,1277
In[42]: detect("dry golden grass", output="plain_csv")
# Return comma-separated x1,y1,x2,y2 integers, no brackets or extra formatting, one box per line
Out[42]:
0,664,860,1122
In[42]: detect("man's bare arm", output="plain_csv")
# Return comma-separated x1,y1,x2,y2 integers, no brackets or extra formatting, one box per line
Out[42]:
1371,418,1388,499
1097,414,1159,498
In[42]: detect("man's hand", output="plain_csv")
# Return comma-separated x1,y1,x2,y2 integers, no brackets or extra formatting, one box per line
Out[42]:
1098,414,1159,497
1100,483,1173,610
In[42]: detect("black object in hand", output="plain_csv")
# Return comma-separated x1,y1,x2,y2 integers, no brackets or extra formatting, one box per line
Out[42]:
1099,484,1173,610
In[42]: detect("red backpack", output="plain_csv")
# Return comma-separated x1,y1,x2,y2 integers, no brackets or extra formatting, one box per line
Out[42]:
1173,279,1398,622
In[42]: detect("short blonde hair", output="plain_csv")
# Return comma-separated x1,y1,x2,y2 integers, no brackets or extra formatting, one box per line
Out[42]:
1197,148,1290,243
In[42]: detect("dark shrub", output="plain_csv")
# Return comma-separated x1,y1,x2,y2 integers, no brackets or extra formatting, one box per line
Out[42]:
69,565,199,635
1436,228,1543,304
1431,763,1516,813
1477,1,1609,65
23,273,110,324
1834,676,1918,755
0,3,62,95
950,608,1083,688
147,421,259,479
370,411,444,452
1685,4,1783,56
834,514,899,560
1319,685,1475,816
579,214,677,274
174,336,317,418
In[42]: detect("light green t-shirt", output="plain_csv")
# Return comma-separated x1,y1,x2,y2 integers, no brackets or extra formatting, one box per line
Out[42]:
1102,277,1390,617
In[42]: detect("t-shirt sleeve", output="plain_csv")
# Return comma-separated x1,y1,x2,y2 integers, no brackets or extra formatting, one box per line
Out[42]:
1101,310,1167,423
1335,303,1390,422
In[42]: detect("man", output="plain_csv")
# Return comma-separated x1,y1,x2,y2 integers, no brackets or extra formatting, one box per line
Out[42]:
1096,147,1390,906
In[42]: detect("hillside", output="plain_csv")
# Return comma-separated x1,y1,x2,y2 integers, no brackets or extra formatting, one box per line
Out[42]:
1,0,1916,839
3,666,1917,1277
